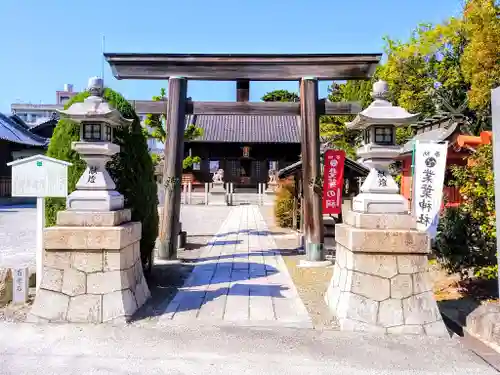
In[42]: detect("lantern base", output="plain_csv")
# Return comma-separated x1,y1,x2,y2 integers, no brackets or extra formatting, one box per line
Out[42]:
352,193,409,214
67,189,124,211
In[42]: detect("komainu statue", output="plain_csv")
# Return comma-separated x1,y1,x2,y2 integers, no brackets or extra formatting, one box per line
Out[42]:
268,169,278,185
212,169,224,183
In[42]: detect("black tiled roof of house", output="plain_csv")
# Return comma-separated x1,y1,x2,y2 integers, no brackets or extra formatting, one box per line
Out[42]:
185,115,300,143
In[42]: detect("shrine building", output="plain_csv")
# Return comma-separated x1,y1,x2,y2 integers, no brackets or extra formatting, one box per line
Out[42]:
181,82,300,190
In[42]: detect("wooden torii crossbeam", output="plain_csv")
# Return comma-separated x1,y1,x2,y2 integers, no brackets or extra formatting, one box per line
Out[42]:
105,53,382,262
130,99,362,116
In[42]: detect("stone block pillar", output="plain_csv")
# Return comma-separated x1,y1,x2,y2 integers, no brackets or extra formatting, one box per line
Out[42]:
27,209,150,323
325,211,448,336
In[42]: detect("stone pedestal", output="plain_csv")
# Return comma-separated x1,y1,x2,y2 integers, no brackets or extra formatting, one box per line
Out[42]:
27,209,150,324
325,210,448,336
209,183,226,205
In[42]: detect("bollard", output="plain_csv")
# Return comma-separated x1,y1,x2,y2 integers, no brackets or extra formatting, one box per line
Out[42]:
182,183,187,204
188,182,192,204
204,182,209,205
11,267,29,304
230,182,234,205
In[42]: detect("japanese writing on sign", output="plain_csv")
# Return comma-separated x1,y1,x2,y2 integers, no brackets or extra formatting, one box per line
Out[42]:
413,141,448,235
322,150,345,215
377,170,388,187
87,166,98,183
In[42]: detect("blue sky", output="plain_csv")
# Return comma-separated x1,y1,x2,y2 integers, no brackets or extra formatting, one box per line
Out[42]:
0,0,463,113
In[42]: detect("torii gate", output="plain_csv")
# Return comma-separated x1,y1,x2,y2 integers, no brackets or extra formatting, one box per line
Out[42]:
105,53,381,261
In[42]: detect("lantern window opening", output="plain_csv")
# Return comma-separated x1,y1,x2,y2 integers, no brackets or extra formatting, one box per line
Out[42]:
374,125,394,145
364,128,371,144
83,123,102,142
105,125,112,142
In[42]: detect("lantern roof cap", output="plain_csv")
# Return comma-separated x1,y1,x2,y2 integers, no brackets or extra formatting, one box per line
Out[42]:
346,80,419,130
57,77,133,128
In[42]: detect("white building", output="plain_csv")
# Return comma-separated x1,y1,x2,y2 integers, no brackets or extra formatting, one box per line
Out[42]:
10,84,163,152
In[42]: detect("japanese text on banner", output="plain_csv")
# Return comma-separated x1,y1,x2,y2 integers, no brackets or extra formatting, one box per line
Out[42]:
322,150,345,215
413,141,448,237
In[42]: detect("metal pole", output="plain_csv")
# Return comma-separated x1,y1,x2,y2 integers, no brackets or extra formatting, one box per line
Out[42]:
204,182,209,205
490,87,500,297
36,197,45,291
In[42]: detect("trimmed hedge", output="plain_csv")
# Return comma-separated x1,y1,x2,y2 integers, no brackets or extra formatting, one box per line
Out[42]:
45,88,158,272
273,181,297,228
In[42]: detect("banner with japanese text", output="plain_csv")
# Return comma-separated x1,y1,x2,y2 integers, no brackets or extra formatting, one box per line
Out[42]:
323,149,345,215
413,141,448,238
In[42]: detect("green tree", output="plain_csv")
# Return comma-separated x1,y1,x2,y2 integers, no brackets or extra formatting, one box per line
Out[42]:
145,88,204,169
320,80,375,158
461,0,500,114
380,0,500,134
45,88,158,272
436,144,497,279
261,89,299,102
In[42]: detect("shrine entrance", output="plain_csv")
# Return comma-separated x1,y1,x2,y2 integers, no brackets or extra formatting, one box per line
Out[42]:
105,53,381,261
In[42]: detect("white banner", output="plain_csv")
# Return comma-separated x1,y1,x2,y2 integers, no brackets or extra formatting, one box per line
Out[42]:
413,141,448,237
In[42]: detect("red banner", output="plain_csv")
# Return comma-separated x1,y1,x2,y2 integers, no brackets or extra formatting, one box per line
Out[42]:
322,149,345,215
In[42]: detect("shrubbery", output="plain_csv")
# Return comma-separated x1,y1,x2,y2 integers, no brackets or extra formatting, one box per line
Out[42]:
435,144,497,280
45,88,158,273
273,180,297,228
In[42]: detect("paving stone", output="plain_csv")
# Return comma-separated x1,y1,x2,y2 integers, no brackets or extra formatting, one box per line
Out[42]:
198,293,227,320
249,295,275,320
224,296,249,321
152,205,311,328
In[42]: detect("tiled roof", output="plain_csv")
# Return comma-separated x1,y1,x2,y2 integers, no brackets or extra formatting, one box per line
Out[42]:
401,121,460,154
0,113,49,147
277,148,370,179
185,115,300,143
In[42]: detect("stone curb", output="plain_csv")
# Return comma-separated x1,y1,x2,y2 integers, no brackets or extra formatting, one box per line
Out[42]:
439,308,500,371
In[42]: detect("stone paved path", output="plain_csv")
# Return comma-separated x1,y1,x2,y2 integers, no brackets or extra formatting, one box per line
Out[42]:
155,204,312,328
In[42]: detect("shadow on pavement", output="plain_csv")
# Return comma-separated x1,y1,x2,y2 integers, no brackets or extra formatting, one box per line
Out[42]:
132,260,286,321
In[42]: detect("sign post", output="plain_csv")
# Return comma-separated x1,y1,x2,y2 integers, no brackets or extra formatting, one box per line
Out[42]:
7,155,72,292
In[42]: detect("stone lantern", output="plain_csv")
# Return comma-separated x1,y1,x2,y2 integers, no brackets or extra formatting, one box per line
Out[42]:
325,81,449,336
346,80,419,214
27,77,150,324
57,77,133,211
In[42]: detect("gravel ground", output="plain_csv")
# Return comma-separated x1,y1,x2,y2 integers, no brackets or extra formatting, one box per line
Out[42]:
0,204,233,323
0,204,37,269
259,206,337,329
